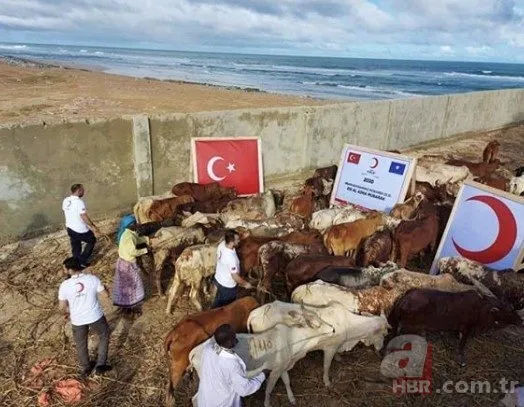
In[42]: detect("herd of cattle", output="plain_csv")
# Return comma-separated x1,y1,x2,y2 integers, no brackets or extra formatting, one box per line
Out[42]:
126,141,523,406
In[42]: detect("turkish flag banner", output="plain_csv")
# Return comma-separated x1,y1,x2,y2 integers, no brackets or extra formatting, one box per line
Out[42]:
191,137,263,196
430,180,524,274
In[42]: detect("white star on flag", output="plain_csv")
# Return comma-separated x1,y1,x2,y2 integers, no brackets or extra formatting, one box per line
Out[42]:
226,162,236,173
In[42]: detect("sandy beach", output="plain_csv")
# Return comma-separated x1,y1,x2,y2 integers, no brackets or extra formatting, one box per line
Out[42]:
0,58,327,127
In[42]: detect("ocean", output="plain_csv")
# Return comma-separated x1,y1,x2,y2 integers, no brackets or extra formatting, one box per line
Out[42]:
1,43,524,101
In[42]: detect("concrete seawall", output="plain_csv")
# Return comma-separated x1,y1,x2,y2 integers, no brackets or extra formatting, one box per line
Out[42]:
1,88,523,243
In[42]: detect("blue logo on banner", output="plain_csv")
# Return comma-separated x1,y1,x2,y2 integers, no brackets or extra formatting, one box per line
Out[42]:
389,161,406,175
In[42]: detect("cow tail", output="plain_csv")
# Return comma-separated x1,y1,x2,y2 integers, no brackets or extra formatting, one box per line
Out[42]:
164,330,176,404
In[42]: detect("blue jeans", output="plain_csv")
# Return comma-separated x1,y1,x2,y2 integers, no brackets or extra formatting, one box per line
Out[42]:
212,279,237,309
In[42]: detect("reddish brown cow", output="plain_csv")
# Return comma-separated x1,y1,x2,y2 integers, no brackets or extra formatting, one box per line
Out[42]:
445,158,500,178
387,288,521,366
171,182,236,202
473,174,509,192
237,230,323,277
313,165,337,180
290,186,316,219
393,203,439,268
304,176,325,198
482,140,500,164
356,228,393,267
164,296,259,406
285,254,356,293
177,197,232,214
147,195,194,222
259,240,328,291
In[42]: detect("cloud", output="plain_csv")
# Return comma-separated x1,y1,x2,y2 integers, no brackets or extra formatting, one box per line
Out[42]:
0,0,523,60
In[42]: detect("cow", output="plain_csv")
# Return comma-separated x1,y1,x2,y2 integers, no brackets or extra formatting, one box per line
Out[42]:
226,211,306,231
445,158,500,178
482,140,500,164
284,254,357,293
314,262,400,290
246,301,389,388
355,228,393,267
164,296,259,406
148,226,207,295
189,319,335,407
292,270,472,316
405,181,452,204
323,212,384,257
509,173,524,196
415,161,472,186
303,176,333,198
392,203,439,268
258,240,328,292
387,288,521,366
237,230,322,279
171,182,236,202
390,192,424,220
290,186,316,219
177,197,232,214
438,257,524,310
146,195,195,222
473,174,509,192
309,207,349,232
165,242,220,314
313,165,338,181
220,191,276,224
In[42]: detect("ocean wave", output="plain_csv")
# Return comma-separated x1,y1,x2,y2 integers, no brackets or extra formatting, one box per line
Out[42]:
445,71,524,81
0,44,27,50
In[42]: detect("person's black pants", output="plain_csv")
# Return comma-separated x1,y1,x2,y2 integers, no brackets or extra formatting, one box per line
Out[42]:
67,228,96,264
211,279,237,308
71,316,110,371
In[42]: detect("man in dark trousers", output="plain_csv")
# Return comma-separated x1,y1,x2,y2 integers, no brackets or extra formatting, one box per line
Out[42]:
212,229,252,308
59,257,112,378
62,184,100,267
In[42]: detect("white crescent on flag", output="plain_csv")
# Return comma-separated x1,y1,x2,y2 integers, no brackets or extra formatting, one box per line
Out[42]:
207,156,226,181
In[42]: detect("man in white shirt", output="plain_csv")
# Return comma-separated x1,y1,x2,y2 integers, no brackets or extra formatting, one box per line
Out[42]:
59,257,112,378
212,230,252,309
62,184,100,267
195,324,267,407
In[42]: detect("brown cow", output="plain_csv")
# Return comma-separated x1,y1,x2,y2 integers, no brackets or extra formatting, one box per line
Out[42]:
290,186,316,219
285,254,356,293
387,288,521,366
147,195,194,222
445,158,500,178
258,240,328,292
172,182,236,202
393,203,439,268
323,212,384,257
177,197,232,214
237,230,322,278
356,228,393,267
313,165,338,180
164,296,259,406
473,174,509,192
390,192,424,220
482,140,500,164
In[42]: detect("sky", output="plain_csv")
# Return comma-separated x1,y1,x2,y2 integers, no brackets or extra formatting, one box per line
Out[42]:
0,0,523,62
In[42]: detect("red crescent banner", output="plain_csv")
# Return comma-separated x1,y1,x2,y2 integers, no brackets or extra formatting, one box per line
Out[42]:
191,138,263,196
431,180,524,273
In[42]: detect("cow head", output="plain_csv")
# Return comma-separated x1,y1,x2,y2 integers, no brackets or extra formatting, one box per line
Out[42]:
483,299,521,328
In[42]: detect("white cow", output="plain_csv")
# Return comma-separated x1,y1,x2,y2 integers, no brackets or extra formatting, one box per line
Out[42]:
165,242,220,314
189,322,335,406
415,162,472,186
309,207,346,231
509,175,524,196
247,301,389,387
220,191,276,224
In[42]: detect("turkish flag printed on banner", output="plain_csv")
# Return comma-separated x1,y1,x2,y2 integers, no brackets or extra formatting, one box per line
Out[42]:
347,152,361,164
192,138,263,196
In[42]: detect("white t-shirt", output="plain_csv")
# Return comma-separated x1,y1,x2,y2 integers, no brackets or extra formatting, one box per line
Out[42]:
214,241,240,288
62,195,90,233
58,273,105,326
